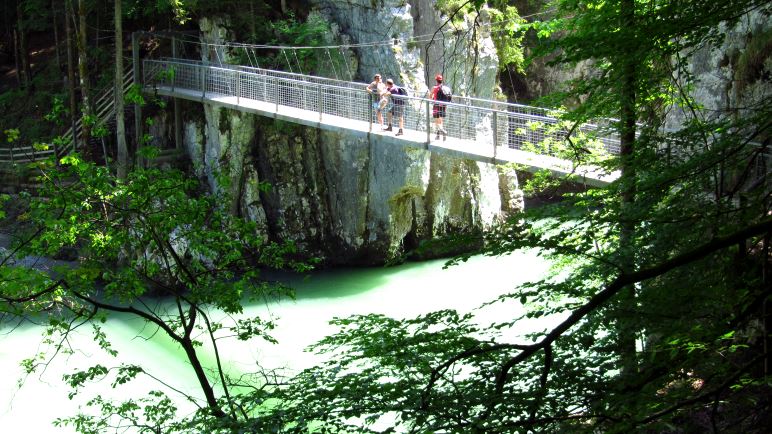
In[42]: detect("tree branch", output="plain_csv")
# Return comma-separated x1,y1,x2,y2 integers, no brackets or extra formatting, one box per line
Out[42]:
465,218,772,426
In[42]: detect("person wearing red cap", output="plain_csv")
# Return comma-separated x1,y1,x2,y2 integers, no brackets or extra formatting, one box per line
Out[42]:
430,74,449,140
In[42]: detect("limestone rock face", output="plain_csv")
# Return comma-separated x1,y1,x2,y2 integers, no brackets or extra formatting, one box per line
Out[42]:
665,10,771,129
178,3,523,265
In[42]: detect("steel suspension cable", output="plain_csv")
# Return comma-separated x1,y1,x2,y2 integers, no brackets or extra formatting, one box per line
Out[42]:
243,46,254,67
326,48,339,80
292,49,304,75
251,48,261,69
281,49,294,73
339,47,353,81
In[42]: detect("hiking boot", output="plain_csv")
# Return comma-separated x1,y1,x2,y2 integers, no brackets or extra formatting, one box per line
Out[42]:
396,129,403,136
383,125,393,132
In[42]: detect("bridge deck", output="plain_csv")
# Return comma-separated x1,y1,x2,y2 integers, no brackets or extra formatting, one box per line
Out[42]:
153,85,617,186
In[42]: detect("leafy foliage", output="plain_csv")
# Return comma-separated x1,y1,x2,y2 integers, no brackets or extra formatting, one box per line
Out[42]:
2,1,770,432
1,156,310,430
254,1,772,432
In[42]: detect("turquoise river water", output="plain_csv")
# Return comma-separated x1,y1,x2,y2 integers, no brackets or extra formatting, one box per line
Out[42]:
0,250,556,433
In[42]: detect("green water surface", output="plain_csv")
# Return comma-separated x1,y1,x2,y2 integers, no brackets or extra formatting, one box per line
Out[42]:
0,250,552,433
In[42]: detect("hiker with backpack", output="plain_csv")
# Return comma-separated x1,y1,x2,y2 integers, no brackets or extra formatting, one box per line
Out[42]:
385,78,407,136
430,74,452,140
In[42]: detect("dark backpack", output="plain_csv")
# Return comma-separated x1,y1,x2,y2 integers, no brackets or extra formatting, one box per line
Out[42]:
437,84,452,102
392,85,408,104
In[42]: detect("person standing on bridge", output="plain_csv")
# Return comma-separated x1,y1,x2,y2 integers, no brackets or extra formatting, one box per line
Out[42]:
385,79,406,136
430,74,451,141
366,74,387,129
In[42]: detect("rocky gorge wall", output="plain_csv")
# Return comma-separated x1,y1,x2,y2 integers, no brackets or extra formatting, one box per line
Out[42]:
664,9,770,130
163,1,523,265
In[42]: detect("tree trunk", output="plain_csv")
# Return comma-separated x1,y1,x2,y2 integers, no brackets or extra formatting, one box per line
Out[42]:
616,0,639,377
16,0,32,89
2,1,10,48
52,0,61,73
115,0,127,178
65,0,78,156
250,1,257,39
76,0,92,155
12,28,21,88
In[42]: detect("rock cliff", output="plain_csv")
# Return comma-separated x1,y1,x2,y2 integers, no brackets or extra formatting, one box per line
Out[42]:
664,9,770,129
171,1,523,265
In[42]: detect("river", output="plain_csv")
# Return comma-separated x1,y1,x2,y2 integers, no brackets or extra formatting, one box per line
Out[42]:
0,250,554,432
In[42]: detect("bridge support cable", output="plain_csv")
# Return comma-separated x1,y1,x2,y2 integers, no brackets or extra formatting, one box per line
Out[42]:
326,48,339,81
242,46,253,68
141,58,620,186
281,49,294,73
292,49,304,75
339,47,353,82
213,44,224,67
245,47,258,68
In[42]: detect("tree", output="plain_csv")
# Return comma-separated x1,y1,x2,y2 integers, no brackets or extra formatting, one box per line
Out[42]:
2,1,769,432
0,157,311,432
65,0,78,157
14,0,32,89
258,0,771,432
76,0,91,154
115,0,127,179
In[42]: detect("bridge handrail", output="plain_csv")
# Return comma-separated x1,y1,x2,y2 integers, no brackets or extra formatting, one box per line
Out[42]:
147,59,613,127
154,57,574,119
0,65,135,164
143,58,622,157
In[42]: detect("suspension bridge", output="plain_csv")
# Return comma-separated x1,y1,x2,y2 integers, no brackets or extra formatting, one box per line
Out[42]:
142,57,620,186
1,31,622,187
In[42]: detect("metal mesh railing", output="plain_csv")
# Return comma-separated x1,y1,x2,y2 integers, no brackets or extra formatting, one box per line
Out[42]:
143,59,622,159
0,66,135,164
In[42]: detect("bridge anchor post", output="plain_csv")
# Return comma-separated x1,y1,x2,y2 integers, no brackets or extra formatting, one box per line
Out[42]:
425,100,431,145
318,86,323,123
235,70,240,105
172,37,182,150
492,112,498,161
369,95,373,133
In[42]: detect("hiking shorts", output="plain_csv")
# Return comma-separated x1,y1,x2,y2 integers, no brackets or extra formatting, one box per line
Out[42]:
432,104,446,118
391,103,404,117
372,95,388,113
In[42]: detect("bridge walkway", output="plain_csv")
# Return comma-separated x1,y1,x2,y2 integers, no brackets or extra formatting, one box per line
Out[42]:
144,59,620,186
